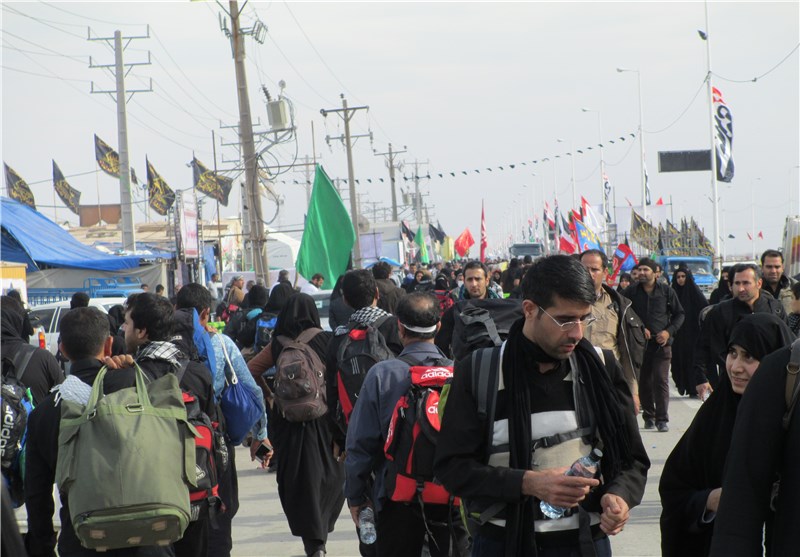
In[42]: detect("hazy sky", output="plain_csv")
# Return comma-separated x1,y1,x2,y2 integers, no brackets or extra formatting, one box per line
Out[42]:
2,1,798,258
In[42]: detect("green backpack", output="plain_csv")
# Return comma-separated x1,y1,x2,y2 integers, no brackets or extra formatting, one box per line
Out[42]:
55,365,198,552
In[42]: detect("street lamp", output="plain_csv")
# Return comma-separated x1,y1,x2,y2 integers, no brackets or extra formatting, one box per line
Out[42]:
617,67,648,219
557,138,576,210
581,107,606,221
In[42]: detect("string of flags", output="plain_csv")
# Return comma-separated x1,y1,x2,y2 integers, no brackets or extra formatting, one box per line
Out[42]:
3,130,637,215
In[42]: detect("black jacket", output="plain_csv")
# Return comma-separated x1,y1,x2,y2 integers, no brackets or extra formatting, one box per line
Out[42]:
692,293,787,387
375,278,405,314
24,359,173,557
623,281,685,345
601,284,646,391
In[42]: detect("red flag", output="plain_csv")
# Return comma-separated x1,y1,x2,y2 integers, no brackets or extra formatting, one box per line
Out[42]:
559,234,577,254
480,200,488,262
656,197,664,205
454,228,475,257
608,242,638,284
758,231,764,239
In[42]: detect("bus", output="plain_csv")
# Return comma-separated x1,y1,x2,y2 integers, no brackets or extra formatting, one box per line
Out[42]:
509,242,545,259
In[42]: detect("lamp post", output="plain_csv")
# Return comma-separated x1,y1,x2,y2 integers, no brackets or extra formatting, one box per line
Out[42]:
617,67,647,220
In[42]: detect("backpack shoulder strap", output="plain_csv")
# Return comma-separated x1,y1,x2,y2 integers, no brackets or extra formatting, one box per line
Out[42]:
783,339,800,430
174,358,191,385
8,344,37,384
295,327,323,345
470,345,502,457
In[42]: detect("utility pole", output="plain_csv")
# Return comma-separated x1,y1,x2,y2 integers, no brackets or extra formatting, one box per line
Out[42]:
411,160,430,226
374,143,406,221
89,27,152,252
220,1,269,283
302,155,312,207
321,94,370,268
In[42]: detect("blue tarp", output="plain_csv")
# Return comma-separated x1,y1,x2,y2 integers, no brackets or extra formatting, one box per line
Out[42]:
1,197,140,271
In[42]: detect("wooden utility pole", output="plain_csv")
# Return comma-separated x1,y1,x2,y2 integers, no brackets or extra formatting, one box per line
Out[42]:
321,94,369,268
374,143,406,222
227,0,269,284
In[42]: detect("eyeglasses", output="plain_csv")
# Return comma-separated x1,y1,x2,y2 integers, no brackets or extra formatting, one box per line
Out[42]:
538,307,597,331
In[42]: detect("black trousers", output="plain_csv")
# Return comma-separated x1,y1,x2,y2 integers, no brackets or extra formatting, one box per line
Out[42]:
376,500,468,557
640,343,672,423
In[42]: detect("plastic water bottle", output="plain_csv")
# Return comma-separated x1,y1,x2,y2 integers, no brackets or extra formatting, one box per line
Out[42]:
358,506,377,544
539,448,603,519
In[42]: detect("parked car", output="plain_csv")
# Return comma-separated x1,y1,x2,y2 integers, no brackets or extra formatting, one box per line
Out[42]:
28,297,127,354
308,289,332,331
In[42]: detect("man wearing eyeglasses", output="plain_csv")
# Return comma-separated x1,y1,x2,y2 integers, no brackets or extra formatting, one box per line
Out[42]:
623,258,685,433
435,255,649,557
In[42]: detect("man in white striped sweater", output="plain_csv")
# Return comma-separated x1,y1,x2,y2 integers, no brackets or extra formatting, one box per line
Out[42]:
435,255,649,557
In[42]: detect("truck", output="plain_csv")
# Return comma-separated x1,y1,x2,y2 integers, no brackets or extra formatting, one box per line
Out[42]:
509,242,545,260
782,216,800,279
656,255,716,299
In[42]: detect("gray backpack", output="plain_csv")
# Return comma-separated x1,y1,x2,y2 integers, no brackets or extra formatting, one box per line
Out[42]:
273,328,327,422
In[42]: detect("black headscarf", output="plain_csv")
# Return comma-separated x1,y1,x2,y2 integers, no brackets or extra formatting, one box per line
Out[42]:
265,282,294,313
330,275,345,302
503,318,633,557
273,292,321,340
671,267,708,314
0,296,27,344
659,313,794,556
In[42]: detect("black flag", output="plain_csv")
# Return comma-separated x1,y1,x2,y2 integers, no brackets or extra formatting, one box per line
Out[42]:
4,163,35,209
94,134,120,178
192,157,233,206
52,160,81,214
146,157,175,216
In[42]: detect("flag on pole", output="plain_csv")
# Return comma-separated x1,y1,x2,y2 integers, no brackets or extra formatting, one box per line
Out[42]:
581,196,605,233
712,86,734,182
480,200,488,262
146,157,176,216
296,165,355,289
655,197,664,206
454,228,475,257
574,218,603,252
401,220,416,243
608,240,638,284
415,224,430,264
192,157,233,206
94,134,120,178
758,231,764,240
644,161,652,205
4,163,35,209
603,172,612,222
543,202,555,230
52,160,81,214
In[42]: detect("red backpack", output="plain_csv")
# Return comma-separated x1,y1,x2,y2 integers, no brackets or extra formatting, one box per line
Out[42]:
383,355,459,506
176,363,227,524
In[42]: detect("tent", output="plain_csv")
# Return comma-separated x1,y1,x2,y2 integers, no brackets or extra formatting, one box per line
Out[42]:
1,197,140,272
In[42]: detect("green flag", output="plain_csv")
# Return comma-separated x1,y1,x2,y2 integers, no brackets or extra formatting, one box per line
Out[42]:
296,165,355,289
415,224,430,264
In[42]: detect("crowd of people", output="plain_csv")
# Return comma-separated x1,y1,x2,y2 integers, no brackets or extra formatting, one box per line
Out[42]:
1,247,799,557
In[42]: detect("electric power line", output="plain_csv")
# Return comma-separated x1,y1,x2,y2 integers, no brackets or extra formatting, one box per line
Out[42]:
713,42,800,83
643,77,707,135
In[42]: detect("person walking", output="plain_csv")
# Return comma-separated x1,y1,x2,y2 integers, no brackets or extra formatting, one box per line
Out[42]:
660,314,794,556
624,258,685,432
670,266,709,396
248,294,344,557
435,255,649,557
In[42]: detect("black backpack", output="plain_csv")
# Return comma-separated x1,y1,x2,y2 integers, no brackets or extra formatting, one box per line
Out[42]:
450,298,523,361
1,344,37,507
334,315,394,433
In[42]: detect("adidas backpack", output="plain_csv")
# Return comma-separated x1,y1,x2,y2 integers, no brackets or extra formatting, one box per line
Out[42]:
1,344,36,508
384,355,459,506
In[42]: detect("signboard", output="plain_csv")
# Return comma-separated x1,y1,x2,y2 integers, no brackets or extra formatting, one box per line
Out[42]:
179,192,199,259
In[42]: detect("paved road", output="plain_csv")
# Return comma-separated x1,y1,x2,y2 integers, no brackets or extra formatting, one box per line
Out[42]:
231,388,703,557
